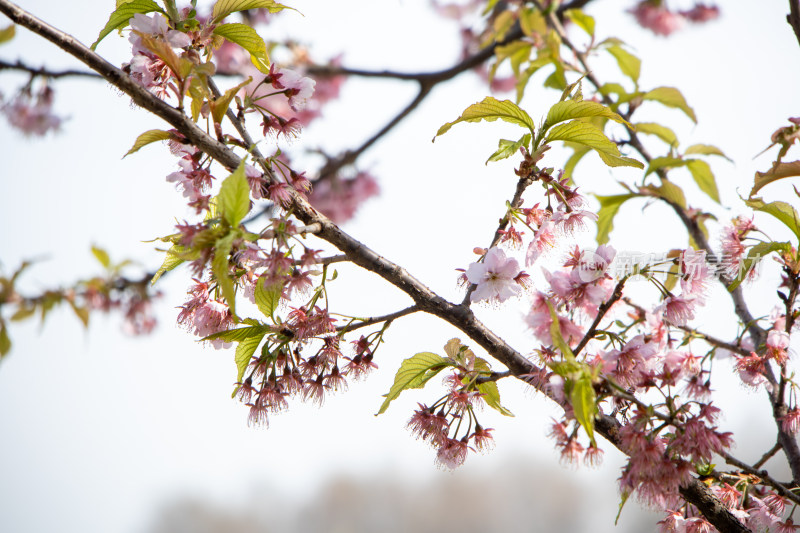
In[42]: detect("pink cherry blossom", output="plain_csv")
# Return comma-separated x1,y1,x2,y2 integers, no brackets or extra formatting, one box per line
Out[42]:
2,85,61,136
628,1,685,36
466,247,522,303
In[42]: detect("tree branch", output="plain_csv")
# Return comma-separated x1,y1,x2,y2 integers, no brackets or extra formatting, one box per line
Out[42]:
0,58,101,78
336,305,420,334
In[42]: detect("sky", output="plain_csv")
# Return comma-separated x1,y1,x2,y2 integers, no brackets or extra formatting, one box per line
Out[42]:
1,1,800,532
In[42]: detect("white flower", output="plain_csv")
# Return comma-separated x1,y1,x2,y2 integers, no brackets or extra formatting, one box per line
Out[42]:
466,247,522,303
277,68,316,111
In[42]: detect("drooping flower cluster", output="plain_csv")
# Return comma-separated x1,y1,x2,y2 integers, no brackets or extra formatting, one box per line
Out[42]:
406,339,499,469
1,84,62,136
628,1,720,37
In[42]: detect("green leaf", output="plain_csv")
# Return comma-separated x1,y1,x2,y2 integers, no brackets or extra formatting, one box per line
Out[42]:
476,381,514,416
687,159,720,203
606,44,640,84
563,143,591,179
634,122,677,147
570,373,597,444
492,41,532,78
217,160,250,227
434,97,536,139
727,241,792,291
123,129,171,158
152,245,186,285
684,143,731,161
542,100,631,133
10,305,36,322
643,87,697,123
212,232,237,316
208,76,252,123
92,0,162,50
0,320,10,359
746,197,800,242
643,181,686,208
645,156,688,176
203,325,265,342
211,0,290,23
255,276,282,321
596,152,645,169
546,300,575,361
0,24,15,45
615,491,631,526
212,23,270,74
234,332,266,382
486,134,531,164
91,245,111,268
751,160,800,197
545,120,643,169
563,9,595,36
377,352,450,415
68,300,90,328
595,194,636,244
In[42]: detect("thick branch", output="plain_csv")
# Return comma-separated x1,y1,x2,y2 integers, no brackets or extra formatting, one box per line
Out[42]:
787,0,800,49
0,3,751,530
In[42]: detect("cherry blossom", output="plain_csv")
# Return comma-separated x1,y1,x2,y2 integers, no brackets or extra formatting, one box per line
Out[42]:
466,247,523,303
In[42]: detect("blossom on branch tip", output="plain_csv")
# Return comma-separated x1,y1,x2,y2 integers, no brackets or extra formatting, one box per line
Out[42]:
466,247,523,303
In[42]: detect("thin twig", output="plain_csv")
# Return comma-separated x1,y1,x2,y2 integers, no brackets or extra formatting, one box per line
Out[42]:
0,58,101,78
336,305,420,334
722,451,800,506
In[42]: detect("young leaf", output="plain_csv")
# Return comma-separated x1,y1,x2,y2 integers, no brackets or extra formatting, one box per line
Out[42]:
563,9,595,37
684,143,731,161
0,24,15,45
544,121,642,169
643,181,686,208
123,129,171,158
0,320,10,359
92,0,162,50
255,276,282,321
542,100,631,133
686,159,720,203
546,300,575,361
152,245,187,285
634,122,677,147
212,23,270,73
377,352,450,415
562,143,591,179
595,194,636,244
209,76,253,123
212,232,237,316
606,44,640,84
643,87,697,123
217,160,250,228
745,198,800,242
434,97,536,139
476,381,514,416
211,0,290,23
645,156,688,176
203,325,266,342
570,373,597,444
727,241,792,291
234,332,266,382
751,160,800,197
91,245,111,269
486,134,531,164
68,300,90,328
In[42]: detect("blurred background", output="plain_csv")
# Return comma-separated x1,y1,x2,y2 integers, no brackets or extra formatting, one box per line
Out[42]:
1,1,799,532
